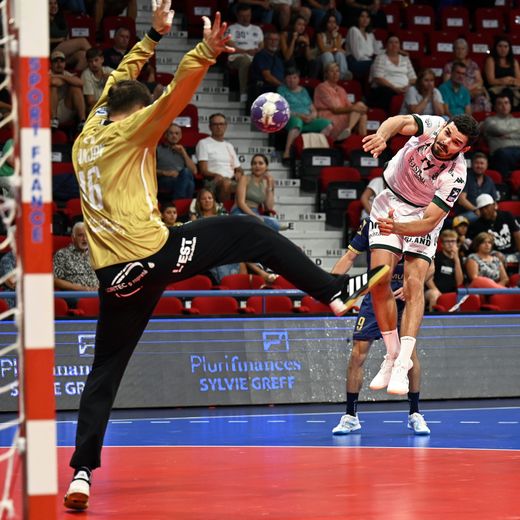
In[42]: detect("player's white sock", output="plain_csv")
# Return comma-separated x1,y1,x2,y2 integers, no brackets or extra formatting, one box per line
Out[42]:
397,336,416,363
381,329,400,359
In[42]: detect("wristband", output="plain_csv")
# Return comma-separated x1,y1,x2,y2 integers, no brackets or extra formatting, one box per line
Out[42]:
147,27,163,42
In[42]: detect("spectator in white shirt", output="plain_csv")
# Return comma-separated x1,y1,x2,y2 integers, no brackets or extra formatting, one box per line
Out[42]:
226,4,264,103
196,113,244,202
399,68,446,117
345,9,381,80
81,48,113,113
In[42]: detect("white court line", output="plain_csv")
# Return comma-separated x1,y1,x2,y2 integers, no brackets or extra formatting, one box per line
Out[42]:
189,420,210,423
267,420,286,423
460,421,480,424
111,421,133,424
54,405,520,424
427,421,442,424
228,420,248,423
498,421,519,424
306,420,326,423
150,421,171,424
383,420,404,423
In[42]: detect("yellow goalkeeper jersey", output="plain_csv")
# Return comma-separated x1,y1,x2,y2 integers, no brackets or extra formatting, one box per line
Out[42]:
72,34,216,270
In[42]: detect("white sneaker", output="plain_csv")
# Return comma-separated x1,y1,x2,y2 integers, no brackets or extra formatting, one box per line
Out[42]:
387,358,413,395
369,354,395,390
64,469,90,510
408,413,431,436
332,414,361,435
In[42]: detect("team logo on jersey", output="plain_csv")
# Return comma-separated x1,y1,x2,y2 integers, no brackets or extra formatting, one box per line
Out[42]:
95,107,108,117
446,187,462,202
425,117,432,127
455,177,465,184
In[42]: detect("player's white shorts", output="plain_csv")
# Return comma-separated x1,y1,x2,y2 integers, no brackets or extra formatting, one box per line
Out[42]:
368,188,443,262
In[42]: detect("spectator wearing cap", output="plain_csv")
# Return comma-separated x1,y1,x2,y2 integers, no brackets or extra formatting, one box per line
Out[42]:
50,50,86,130
469,194,520,271
455,152,498,223
425,229,464,311
452,215,472,260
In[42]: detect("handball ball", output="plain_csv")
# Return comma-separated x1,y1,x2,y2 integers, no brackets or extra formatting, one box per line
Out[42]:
250,92,290,133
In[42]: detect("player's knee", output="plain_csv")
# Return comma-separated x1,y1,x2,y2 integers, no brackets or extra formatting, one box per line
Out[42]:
403,276,424,301
350,344,368,367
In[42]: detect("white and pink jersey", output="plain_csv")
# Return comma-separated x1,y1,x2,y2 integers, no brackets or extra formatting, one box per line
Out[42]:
383,115,467,211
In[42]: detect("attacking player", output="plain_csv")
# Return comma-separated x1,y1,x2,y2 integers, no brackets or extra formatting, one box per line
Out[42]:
362,114,479,396
331,219,431,436
63,1,388,511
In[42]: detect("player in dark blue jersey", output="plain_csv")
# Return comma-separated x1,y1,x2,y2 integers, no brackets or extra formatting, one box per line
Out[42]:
331,220,431,435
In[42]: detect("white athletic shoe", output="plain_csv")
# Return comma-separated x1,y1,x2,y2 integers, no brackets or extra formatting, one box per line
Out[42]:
408,413,431,436
64,469,90,510
387,358,413,395
332,414,361,435
329,265,390,316
369,354,395,390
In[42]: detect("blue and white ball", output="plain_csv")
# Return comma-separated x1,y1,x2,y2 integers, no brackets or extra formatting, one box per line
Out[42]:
250,92,290,133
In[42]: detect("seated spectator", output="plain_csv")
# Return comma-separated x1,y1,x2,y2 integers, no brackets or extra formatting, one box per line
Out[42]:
314,62,368,140
249,31,285,103
270,0,311,32
156,123,197,203
85,0,137,33
442,38,491,113
103,26,131,69
304,0,342,28
465,231,509,291
232,0,273,25
452,215,472,260
280,16,319,79
482,94,520,179
138,62,165,101
161,203,183,228
456,152,498,223
50,50,86,129
53,222,98,292
438,61,472,117
368,35,416,112
81,47,113,113
0,250,16,308
316,13,351,81
195,113,244,202
189,188,246,283
50,0,91,71
425,230,464,311
227,4,264,103
345,9,381,80
360,173,384,219
484,36,520,111
400,68,446,117
342,0,387,29
231,153,283,231
469,194,520,270
277,68,333,162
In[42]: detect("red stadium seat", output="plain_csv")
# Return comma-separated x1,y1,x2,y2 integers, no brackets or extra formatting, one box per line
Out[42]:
466,32,494,68
485,169,503,185
173,198,192,217
340,134,364,159
404,4,435,31
474,8,505,34
247,296,295,314
368,167,383,181
380,3,401,31
508,8,520,34
390,135,409,156
52,162,74,175
427,30,463,58
52,130,69,145
366,108,386,134
488,293,520,311
389,94,404,116
102,15,137,43
345,200,363,231
508,273,520,288
271,276,297,290
509,169,520,195
0,299,10,315
153,297,184,316
167,275,213,291
498,201,520,216
65,14,96,45
395,29,425,60
299,296,331,314
219,273,265,290
52,235,71,255
373,28,388,50
339,79,363,103
190,296,240,314
440,6,469,31
433,293,481,313
186,0,217,38
76,298,100,317
319,166,361,192
54,298,70,318
155,72,174,86
175,104,199,132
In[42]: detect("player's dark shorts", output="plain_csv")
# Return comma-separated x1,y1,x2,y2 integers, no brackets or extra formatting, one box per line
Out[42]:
353,293,405,341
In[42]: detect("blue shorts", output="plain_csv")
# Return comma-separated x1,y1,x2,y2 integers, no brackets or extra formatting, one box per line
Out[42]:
353,293,405,341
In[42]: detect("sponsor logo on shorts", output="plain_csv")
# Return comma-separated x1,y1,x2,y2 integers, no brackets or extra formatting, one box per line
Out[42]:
172,237,197,273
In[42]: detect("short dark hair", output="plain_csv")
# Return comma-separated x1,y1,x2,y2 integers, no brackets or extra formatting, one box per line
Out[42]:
284,67,300,77
107,80,151,115
450,114,480,147
472,151,487,162
209,113,227,124
451,60,467,71
86,47,103,61
236,3,252,12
